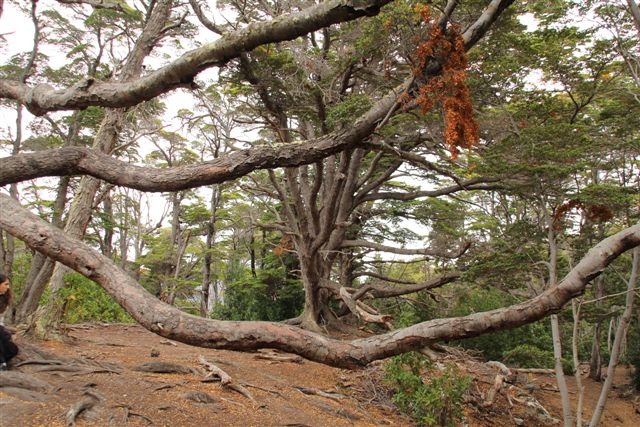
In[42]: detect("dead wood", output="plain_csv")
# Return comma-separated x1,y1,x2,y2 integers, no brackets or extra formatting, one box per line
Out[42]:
66,390,101,427
198,355,256,402
0,370,53,392
294,386,347,402
132,362,200,375
159,339,178,346
483,374,505,406
512,368,554,375
254,350,304,364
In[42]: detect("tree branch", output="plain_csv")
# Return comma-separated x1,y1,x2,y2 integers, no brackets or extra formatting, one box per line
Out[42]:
1,193,637,368
1,0,394,115
341,239,471,259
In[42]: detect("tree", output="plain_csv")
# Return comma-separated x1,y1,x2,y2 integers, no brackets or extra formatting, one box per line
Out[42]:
1,0,639,370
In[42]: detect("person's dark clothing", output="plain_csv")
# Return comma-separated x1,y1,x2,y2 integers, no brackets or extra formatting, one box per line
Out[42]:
0,325,18,369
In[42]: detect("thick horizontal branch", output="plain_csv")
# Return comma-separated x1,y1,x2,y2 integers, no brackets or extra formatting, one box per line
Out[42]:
351,271,462,300
0,90,397,191
0,0,393,115
341,240,471,259
1,193,638,368
358,179,504,202
56,0,126,10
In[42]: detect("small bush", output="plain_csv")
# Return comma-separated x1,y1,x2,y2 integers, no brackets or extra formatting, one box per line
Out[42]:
385,352,470,426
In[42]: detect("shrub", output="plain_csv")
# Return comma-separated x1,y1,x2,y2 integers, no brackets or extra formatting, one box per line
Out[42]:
59,273,133,323
385,352,470,426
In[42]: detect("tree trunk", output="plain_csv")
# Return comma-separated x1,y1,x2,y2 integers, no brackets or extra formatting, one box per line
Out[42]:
551,314,573,427
589,276,605,381
2,194,638,368
572,299,585,427
589,246,639,427
10,175,70,325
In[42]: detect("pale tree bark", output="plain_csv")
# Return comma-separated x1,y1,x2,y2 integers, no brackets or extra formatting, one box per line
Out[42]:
1,0,40,279
627,0,640,36
589,276,604,381
1,193,638,368
571,299,585,427
545,211,573,427
588,246,639,427
39,0,175,332
0,0,398,115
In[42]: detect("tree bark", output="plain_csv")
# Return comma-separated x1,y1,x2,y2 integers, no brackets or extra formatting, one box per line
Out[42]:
589,246,639,427
589,276,604,381
1,193,638,368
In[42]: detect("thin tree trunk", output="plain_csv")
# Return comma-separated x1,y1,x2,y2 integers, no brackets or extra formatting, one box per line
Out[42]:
572,299,584,427
551,314,573,427
590,276,605,381
589,246,639,427
545,204,573,427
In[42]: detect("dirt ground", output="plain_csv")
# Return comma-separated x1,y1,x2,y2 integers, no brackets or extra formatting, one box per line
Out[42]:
1,323,639,426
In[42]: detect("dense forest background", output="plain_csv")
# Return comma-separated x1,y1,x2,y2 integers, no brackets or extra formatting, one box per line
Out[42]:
0,0,639,425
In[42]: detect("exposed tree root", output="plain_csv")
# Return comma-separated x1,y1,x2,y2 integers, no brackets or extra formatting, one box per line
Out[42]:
180,390,218,405
132,362,201,375
66,390,101,427
294,386,347,402
113,404,153,424
198,355,256,402
241,382,282,396
15,359,66,367
0,370,53,392
254,349,304,364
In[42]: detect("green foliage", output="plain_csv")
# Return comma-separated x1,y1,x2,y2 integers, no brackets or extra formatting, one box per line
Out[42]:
210,266,303,321
59,273,133,323
385,353,470,427
446,286,554,361
326,94,372,130
627,323,640,391
503,344,573,374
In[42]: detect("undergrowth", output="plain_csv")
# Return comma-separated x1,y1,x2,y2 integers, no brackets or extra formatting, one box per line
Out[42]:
385,352,470,426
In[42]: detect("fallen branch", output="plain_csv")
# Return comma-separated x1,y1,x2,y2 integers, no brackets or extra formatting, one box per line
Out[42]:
254,349,304,364
197,355,256,402
512,368,554,375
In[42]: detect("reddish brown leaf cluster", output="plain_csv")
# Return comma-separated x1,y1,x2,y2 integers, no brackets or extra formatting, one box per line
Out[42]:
553,200,614,228
274,234,293,256
410,5,479,159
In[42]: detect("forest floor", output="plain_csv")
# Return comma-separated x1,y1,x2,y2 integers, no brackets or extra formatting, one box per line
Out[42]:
0,323,639,426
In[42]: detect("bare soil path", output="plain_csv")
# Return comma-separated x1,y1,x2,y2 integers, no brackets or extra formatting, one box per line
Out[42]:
1,323,639,426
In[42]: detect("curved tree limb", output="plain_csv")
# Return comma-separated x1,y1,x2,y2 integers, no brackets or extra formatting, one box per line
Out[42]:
351,271,462,300
341,239,471,258
1,193,637,368
0,0,394,115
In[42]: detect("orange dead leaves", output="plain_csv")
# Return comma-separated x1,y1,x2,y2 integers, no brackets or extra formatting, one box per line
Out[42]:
274,235,293,256
409,5,479,160
553,200,614,228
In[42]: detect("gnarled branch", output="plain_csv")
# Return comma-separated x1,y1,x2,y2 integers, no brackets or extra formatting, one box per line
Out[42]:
1,193,637,369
